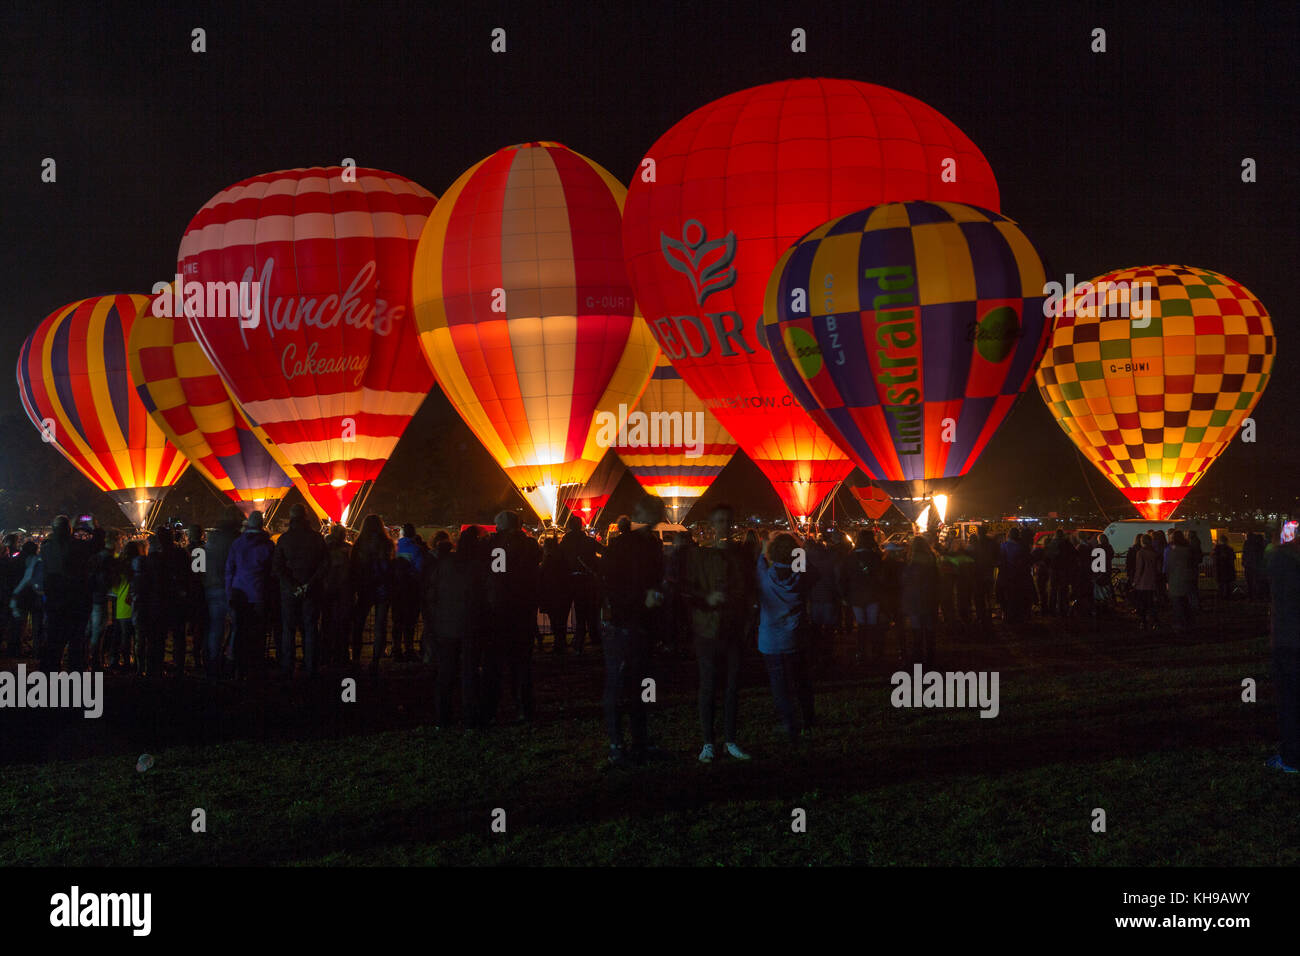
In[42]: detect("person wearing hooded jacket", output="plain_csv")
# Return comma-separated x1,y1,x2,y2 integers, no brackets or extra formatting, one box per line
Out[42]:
757,532,816,743
272,503,328,677
225,510,275,678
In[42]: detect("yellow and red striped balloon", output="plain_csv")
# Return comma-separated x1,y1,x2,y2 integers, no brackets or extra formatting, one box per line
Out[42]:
412,142,657,523
17,294,189,527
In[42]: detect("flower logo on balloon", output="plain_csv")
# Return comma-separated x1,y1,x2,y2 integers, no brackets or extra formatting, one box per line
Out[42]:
660,220,737,306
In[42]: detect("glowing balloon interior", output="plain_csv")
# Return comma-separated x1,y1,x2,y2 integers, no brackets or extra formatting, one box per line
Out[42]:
1035,265,1275,520
17,295,189,528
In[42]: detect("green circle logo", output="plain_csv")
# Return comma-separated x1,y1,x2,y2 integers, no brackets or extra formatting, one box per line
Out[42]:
976,306,1020,363
784,326,823,378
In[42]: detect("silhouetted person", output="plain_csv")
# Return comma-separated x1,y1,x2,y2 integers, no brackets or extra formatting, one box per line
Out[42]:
483,511,540,723
561,514,603,655
86,528,114,670
107,540,138,670
39,515,93,670
350,514,394,675
1130,534,1160,630
426,526,484,728
130,532,171,679
757,531,815,743
1213,538,1236,601
393,523,426,662
10,540,44,658
539,537,573,654
321,525,352,668
226,511,275,679
805,534,842,672
901,535,940,665
601,496,666,766
1164,530,1194,630
159,527,196,676
684,504,750,762
998,527,1033,626
842,529,883,662
201,509,242,679
273,503,328,677
1244,532,1266,600
969,524,998,632
1265,530,1300,772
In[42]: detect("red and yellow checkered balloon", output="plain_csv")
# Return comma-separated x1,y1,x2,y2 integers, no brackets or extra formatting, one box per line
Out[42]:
1035,265,1275,520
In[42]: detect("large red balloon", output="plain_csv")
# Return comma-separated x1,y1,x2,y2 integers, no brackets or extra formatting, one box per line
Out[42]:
623,78,1000,520
178,166,437,522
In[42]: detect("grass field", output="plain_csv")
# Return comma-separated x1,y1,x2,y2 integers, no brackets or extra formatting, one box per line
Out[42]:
2,597,1296,866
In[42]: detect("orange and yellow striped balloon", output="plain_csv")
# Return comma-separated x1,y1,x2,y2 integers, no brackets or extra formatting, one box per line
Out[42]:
1035,265,1275,520
128,285,319,518
17,294,189,527
412,142,657,523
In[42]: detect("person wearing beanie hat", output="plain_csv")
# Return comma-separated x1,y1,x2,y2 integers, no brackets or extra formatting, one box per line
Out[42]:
199,507,244,679
225,509,274,678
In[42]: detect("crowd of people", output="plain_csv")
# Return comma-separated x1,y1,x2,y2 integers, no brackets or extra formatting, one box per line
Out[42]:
1,497,1295,769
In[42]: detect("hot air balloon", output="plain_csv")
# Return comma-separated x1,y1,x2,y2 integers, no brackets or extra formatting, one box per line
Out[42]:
17,295,189,528
763,202,1050,522
613,350,737,523
411,142,658,525
1035,265,1275,520
848,477,896,521
623,77,1001,524
568,451,626,528
128,285,312,519
177,166,438,523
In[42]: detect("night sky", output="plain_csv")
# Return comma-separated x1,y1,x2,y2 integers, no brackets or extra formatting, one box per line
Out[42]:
2,0,1295,526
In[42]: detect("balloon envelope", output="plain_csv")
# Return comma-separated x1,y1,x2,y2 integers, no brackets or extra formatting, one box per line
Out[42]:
128,287,300,516
615,349,737,523
17,294,188,527
412,142,657,524
1035,265,1275,520
623,77,1001,520
764,201,1049,519
177,166,438,522
848,478,896,521
569,450,626,527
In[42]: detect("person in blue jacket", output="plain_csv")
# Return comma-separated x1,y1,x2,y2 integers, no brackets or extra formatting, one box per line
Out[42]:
757,532,815,743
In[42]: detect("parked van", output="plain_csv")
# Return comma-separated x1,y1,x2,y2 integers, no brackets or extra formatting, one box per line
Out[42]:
1105,518,1212,571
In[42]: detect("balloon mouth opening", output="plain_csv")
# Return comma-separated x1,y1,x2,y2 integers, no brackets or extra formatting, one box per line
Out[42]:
1123,486,1190,522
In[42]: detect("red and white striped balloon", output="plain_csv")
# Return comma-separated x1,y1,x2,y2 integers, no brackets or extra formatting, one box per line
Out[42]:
177,166,437,522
